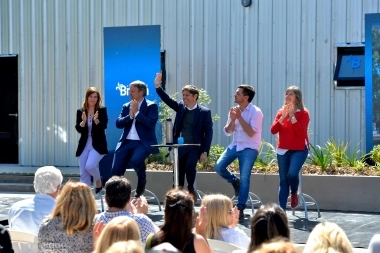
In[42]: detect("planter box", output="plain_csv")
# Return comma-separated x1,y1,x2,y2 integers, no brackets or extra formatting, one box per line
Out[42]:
124,171,380,212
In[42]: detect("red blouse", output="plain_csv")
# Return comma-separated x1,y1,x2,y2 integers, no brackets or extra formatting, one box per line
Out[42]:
270,109,310,150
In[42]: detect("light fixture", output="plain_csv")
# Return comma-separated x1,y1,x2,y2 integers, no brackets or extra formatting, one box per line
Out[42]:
242,0,252,7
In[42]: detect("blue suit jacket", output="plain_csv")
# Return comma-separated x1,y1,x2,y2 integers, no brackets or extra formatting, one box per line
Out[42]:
156,87,213,154
115,98,159,154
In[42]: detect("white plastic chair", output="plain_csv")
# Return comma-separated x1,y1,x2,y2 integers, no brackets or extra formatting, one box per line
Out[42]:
207,239,244,253
9,230,39,253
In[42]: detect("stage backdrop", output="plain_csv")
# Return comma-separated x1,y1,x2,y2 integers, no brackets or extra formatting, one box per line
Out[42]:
103,25,161,152
365,14,380,152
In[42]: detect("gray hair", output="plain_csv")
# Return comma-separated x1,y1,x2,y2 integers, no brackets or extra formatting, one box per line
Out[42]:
34,166,63,194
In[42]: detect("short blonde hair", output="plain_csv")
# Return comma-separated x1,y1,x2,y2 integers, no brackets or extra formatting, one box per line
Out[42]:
201,194,232,240
104,241,144,253
94,216,141,253
50,181,97,235
304,222,353,253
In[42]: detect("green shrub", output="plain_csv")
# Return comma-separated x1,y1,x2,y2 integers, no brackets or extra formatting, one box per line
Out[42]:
325,138,348,167
370,144,380,167
308,144,332,172
197,144,225,170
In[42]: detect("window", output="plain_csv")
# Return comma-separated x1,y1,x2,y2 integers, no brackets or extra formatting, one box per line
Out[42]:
334,44,365,87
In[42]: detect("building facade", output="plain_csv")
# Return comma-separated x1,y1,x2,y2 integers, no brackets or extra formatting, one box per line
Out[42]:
0,0,374,166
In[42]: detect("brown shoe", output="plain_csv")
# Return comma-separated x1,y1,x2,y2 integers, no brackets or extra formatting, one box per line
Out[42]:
290,194,299,208
188,189,197,203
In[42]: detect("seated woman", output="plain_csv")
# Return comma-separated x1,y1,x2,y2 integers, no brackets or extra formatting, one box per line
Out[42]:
145,188,212,253
247,203,290,252
303,221,353,253
201,194,249,248
94,216,141,253
38,181,97,253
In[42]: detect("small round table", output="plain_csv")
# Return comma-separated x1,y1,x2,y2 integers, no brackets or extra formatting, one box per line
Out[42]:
151,143,201,188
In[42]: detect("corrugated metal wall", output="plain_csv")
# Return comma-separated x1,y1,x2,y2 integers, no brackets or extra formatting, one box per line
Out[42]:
0,0,376,166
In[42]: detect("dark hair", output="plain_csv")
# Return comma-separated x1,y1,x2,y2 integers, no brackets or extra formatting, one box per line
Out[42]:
82,87,102,110
182,85,199,101
130,80,147,96
238,84,255,102
105,176,131,208
248,203,290,252
157,189,194,252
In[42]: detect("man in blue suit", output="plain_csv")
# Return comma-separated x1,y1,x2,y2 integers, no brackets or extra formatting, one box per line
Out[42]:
111,80,159,197
154,73,213,202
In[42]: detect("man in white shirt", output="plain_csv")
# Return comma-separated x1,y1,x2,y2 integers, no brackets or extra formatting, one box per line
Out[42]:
8,166,63,235
214,85,263,221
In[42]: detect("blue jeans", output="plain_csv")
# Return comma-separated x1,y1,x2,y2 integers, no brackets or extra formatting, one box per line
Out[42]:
214,146,258,210
277,146,308,210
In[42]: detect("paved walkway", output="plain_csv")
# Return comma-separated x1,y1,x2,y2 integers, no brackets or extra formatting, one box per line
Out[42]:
0,192,376,252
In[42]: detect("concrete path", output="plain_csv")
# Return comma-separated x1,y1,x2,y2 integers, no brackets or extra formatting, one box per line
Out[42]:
0,192,375,252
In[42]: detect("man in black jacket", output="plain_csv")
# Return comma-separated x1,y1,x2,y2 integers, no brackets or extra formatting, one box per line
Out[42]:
154,73,213,202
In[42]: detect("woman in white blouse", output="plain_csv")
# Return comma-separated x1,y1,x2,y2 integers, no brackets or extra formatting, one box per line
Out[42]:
201,194,250,249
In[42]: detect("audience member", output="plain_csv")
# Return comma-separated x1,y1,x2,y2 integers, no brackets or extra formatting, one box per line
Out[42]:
303,222,353,253
8,166,63,235
145,188,212,253
38,181,96,253
247,203,290,252
201,194,250,248
94,176,158,244
0,224,14,253
94,216,141,253
105,241,144,253
368,234,380,253
251,238,296,253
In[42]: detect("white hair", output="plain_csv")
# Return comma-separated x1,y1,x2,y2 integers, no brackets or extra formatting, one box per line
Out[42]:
34,166,63,194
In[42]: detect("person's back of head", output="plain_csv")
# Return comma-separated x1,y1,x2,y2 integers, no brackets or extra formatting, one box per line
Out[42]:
201,194,232,240
94,216,141,253
303,222,353,253
34,166,63,196
251,238,296,253
51,181,97,235
248,203,290,252
105,176,132,208
105,241,144,253
159,188,194,252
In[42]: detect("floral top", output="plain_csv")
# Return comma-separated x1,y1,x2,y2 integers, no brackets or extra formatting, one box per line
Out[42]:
38,216,93,253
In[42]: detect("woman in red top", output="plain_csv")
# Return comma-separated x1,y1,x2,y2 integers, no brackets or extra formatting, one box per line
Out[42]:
270,86,309,210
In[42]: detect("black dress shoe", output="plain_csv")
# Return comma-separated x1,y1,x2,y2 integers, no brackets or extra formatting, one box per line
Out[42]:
95,176,103,194
188,189,198,203
239,209,245,221
95,186,103,194
134,183,146,198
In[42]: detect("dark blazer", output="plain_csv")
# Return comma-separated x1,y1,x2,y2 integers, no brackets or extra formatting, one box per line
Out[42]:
75,107,108,156
115,98,159,154
156,86,213,154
